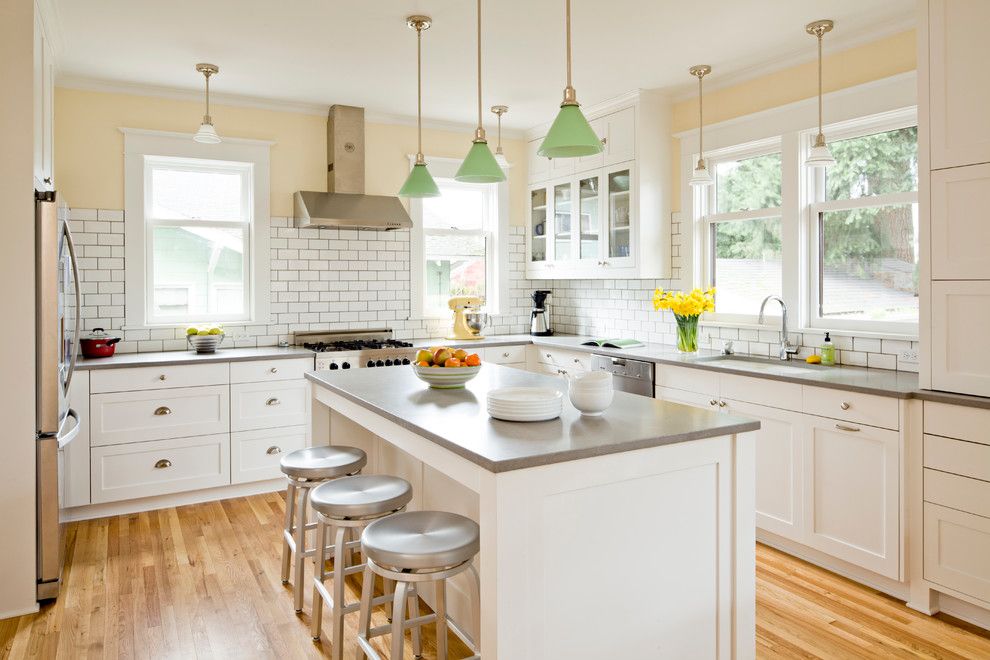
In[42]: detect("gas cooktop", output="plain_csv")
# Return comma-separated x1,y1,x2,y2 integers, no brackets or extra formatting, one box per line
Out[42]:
295,329,417,369
303,338,414,353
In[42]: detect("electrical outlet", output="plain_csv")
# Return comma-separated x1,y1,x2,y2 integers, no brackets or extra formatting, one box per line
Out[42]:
899,349,919,364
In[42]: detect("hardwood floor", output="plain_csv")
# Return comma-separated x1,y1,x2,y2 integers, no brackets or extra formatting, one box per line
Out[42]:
2,492,988,659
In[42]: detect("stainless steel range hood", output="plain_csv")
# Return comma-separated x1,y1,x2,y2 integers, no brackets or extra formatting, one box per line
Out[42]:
294,105,412,230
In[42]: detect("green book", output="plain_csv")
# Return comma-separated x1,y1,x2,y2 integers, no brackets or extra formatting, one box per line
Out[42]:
581,338,645,349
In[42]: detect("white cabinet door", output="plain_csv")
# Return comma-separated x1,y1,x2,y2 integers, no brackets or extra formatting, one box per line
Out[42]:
33,9,44,188
527,138,549,183
90,385,229,446
929,0,990,169
231,426,306,484
230,380,308,432
726,400,804,542
603,107,636,165
924,502,990,605
602,164,635,269
576,116,605,172
550,153,576,179
655,386,717,411
930,164,990,279
931,281,990,397
803,418,900,579
64,371,91,508
528,185,550,272
574,172,604,268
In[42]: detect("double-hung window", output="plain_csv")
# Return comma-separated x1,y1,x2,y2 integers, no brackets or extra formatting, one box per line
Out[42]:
124,130,270,327
808,115,918,333
701,142,784,317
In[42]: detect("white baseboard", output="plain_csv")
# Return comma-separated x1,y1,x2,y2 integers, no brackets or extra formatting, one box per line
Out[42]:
938,593,990,632
63,478,284,521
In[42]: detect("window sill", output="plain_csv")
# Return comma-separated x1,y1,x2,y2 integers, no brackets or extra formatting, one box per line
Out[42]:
123,320,264,331
698,319,918,342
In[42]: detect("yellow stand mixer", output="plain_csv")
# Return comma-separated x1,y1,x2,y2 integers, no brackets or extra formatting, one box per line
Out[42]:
447,296,489,340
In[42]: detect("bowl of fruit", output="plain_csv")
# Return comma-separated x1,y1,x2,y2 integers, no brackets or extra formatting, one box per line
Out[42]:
412,347,482,389
186,324,226,353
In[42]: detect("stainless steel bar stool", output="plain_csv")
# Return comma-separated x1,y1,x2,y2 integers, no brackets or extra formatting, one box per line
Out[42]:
309,475,415,660
280,445,367,612
355,511,482,660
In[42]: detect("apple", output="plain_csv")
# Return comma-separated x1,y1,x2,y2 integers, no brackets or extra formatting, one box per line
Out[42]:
453,348,468,361
433,348,452,365
414,349,434,364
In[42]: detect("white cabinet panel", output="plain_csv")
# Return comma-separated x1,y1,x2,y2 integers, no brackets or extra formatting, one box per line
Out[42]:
603,107,635,165
64,371,90,508
483,345,527,365
924,434,990,483
527,138,549,183
727,400,804,541
803,418,900,578
924,468,990,519
90,362,229,393
655,386,717,410
929,0,990,169
931,281,990,397
229,357,313,384
802,386,899,431
377,440,424,512
550,152,576,179
231,427,306,484
576,116,605,171
924,401,990,445
230,380,308,432
924,502,990,605
930,164,990,279
91,434,230,504
91,385,229,446
720,374,802,411
656,365,718,397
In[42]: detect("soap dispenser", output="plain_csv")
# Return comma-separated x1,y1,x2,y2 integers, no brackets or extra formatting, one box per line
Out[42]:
821,332,836,366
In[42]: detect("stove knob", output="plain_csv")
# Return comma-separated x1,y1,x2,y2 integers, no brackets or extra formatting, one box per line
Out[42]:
375,359,385,367
366,360,375,368
401,358,411,365
328,363,339,370
341,362,351,369
384,359,393,367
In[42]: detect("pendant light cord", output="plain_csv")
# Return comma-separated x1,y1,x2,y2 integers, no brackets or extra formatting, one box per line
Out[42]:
698,73,704,165
417,24,423,158
476,0,483,132
204,72,211,122
565,0,572,89
817,31,824,139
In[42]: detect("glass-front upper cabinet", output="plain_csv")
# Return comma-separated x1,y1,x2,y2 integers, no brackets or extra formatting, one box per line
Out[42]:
577,174,602,261
605,167,632,264
553,182,572,262
530,187,547,263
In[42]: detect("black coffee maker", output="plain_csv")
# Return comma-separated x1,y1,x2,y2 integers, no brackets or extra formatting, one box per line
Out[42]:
530,290,553,336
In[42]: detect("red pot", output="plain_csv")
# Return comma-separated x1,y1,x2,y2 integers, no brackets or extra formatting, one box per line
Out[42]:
80,328,121,358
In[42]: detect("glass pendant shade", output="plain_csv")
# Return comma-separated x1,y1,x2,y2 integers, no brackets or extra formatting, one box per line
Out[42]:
399,162,441,197
455,140,506,183
538,104,603,158
689,162,714,188
806,142,836,168
194,122,221,144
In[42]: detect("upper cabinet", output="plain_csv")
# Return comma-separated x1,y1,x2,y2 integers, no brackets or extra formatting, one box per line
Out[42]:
928,0,990,170
34,4,55,191
525,91,672,280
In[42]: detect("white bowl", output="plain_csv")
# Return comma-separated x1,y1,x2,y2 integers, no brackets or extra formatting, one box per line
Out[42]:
188,333,225,353
413,364,481,389
568,387,614,416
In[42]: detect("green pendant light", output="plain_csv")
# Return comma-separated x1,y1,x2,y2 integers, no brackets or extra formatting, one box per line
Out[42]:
538,0,603,159
454,0,506,183
399,15,441,198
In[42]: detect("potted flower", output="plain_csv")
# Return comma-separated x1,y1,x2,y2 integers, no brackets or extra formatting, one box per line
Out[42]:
652,287,715,354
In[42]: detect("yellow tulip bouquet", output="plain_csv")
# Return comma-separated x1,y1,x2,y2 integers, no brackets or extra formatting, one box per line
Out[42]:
652,287,716,354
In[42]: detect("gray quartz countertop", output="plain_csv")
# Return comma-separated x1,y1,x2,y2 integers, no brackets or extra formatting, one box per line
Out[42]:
76,346,315,370
306,364,760,472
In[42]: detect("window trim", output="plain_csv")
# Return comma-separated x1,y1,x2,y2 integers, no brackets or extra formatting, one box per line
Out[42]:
408,156,510,320
122,128,271,328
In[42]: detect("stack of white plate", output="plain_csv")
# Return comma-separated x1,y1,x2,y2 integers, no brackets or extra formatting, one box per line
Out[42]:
487,387,563,422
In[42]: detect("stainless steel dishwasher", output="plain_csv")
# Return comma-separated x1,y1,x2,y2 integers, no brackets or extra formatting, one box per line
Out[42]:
590,354,655,397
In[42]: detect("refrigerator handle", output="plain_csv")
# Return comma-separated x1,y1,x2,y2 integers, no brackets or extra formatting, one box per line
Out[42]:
58,408,80,450
63,220,81,393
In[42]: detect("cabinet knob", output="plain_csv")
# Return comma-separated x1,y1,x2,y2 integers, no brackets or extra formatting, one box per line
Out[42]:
266,446,282,455
718,400,727,408
709,399,718,407
502,352,510,358
546,353,552,358
600,137,607,145
154,406,172,416
840,402,850,410
159,374,167,381
270,367,278,374
266,397,280,406
154,459,172,469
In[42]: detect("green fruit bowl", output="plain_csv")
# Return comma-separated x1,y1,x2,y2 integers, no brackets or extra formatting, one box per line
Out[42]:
412,364,482,389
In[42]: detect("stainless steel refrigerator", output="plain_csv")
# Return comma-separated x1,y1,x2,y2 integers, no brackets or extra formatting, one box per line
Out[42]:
35,190,81,601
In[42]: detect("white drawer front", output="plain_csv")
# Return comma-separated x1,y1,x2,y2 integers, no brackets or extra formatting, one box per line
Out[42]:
924,434,990,483
656,386,718,410
91,385,229,446
91,434,230,503
802,386,899,431
231,427,306,484
924,468,990,519
924,502,990,605
229,357,314,384
484,345,527,364
537,348,590,371
924,401,990,446
719,373,802,411
90,362,229,393
231,380,308,432
656,365,718,396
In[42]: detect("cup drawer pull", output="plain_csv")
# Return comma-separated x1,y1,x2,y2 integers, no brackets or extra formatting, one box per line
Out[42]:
154,459,172,469
266,446,282,455
835,423,861,433
154,406,172,416
266,398,280,407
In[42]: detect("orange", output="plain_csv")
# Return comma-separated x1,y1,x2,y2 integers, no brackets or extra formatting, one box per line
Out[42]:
464,354,481,367
444,357,461,368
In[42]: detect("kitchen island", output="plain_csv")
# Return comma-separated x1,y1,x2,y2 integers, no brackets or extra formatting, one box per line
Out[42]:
307,365,760,659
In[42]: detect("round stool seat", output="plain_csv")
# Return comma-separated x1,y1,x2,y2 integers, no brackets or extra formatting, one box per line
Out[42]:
310,475,413,519
362,510,480,571
279,445,367,481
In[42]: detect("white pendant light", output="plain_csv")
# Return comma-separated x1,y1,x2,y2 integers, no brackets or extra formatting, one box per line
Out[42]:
193,63,222,144
688,65,713,188
805,20,835,168
491,104,509,167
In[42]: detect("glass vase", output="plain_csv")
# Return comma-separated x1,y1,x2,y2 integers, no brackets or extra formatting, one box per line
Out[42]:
674,314,700,354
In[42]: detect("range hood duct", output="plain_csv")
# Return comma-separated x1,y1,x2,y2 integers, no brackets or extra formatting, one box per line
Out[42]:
294,105,412,230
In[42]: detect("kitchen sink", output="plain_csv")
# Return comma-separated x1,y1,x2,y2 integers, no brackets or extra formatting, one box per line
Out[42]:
694,355,820,376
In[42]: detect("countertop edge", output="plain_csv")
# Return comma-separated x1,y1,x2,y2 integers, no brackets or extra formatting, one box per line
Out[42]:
76,347,316,370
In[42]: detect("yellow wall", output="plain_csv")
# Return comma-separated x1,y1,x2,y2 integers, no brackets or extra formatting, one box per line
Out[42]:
54,87,527,224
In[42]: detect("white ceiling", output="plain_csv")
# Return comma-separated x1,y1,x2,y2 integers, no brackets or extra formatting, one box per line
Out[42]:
50,0,915,130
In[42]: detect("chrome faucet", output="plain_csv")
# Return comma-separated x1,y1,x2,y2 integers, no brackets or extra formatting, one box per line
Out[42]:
758,295,799,361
